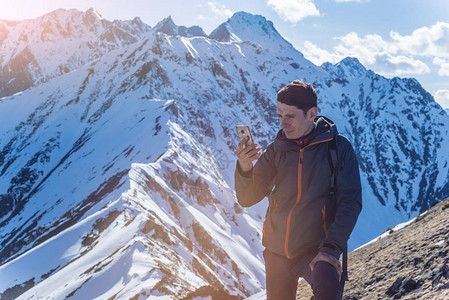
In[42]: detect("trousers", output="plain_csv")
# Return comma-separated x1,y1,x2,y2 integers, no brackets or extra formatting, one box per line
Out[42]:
263,248,341,300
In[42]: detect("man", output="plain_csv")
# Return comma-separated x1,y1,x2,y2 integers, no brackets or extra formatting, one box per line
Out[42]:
234,80,362,299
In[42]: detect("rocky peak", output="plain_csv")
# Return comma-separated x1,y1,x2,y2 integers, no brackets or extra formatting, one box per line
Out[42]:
338,56,366,70
209,11,285,47
228,11,276,33
322,56,368,79
37,8,102,26
85,8,103,19
208,23,233,42
128,16,149,31
153,16,206,37
153,16,176,34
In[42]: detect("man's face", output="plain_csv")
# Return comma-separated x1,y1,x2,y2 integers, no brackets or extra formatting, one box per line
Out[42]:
276,102,317,139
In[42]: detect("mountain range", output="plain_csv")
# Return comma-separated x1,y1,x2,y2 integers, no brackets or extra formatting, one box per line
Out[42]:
0,8,448,299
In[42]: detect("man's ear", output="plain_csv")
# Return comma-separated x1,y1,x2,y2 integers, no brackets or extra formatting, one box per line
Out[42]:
308,107,318,120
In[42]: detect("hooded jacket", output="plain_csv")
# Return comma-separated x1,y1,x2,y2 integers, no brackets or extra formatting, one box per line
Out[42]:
234,116,362,259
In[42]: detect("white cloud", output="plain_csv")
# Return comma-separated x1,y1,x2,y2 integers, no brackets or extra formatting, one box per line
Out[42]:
207,1,233,19
303,38,430,76
267,0,320,23
391,22,449,58
374,53,430,76
300,22,449,77
434,89,449,108
433,57,449,76
333,32,397,65
302,41,344,65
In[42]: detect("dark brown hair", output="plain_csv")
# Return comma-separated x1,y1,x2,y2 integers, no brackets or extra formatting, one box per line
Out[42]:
276,80,317,114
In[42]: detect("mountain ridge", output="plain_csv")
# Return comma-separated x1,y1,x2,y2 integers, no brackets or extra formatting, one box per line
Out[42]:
0,8,151,98
209,12,278,42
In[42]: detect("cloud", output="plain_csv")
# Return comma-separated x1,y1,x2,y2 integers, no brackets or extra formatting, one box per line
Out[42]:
391,22,449,58
433,58,449,76
300,23,449,77
267,0,320,23
303,39,429,76
434,89,449,108
302,41,344,65
333,32,398,65
373,53,430,76
207,1,233,19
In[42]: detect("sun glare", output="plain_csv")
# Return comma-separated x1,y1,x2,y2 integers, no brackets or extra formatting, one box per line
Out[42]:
0,0,90,21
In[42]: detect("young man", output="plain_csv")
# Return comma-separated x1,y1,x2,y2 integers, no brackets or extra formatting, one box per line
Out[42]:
234,81,362,299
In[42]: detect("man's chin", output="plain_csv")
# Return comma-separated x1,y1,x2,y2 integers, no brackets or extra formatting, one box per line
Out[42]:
284,130,298,139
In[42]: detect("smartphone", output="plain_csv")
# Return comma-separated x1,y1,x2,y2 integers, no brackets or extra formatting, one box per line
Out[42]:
236,125,254,146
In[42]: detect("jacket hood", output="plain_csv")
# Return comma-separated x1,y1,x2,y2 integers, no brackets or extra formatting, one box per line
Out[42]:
273,116,338,152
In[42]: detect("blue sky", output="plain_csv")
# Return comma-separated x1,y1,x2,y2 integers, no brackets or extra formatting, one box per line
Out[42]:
2,0,449,108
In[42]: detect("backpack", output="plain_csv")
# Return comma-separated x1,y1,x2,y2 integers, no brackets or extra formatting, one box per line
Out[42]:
327,136,349,296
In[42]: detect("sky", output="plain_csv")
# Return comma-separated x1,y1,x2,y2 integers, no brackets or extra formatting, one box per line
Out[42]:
1,0,449,108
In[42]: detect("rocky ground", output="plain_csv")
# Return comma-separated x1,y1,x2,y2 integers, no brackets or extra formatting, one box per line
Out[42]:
296,198,449,300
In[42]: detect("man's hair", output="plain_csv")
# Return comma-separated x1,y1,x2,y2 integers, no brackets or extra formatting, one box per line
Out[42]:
276,80,317,114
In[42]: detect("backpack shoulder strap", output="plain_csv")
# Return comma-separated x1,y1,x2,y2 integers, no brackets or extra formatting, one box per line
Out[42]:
327,135,349,294
327,136,338,198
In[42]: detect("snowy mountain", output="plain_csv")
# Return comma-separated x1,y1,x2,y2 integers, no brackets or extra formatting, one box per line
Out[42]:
0,8,150,98
210,12,285,45
0,9,449,299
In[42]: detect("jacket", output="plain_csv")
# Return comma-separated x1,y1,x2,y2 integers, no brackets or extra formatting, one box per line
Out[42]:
234,116,362,259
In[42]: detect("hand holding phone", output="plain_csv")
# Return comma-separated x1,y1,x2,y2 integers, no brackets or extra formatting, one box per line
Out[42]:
235,125,260,172
236,125,254,147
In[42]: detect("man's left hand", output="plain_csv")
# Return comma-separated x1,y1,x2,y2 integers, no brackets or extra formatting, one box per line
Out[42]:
309,252,342,278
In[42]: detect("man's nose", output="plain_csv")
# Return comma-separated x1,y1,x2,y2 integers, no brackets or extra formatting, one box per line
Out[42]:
281,121,289,128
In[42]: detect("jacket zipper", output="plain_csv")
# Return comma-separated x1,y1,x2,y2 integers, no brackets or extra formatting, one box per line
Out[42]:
284,138,334,259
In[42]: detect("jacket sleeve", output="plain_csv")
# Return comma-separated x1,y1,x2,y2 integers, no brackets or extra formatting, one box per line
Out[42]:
320,135,362,258
234,143,277,207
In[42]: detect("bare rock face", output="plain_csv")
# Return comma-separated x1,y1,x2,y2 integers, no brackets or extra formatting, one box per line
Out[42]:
296,199,449,299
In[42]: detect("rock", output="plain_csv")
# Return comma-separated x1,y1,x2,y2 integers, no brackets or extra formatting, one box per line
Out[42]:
386,277,403,297
401,278,421,293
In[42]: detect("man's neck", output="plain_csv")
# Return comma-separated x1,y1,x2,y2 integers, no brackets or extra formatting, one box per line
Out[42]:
299,127,314,139
293,126,315,148
294,125,315,140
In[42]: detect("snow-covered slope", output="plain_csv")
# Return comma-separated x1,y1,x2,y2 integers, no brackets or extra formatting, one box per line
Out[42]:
0,8,150,97
0,29,268,298
0,9,449,299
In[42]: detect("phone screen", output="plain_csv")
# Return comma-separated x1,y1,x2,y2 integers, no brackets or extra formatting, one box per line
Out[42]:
236,125,254,146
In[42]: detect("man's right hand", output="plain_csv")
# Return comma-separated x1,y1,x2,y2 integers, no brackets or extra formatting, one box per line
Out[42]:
236,136,261,172
309,252,342,279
